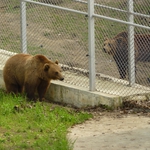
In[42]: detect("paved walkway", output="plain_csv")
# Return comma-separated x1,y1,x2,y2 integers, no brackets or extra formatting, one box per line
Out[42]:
68,114,150,150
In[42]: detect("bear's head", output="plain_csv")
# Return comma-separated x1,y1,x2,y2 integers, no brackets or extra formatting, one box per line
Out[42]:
103,37,126,56
103,38,117,56
43,60,64,81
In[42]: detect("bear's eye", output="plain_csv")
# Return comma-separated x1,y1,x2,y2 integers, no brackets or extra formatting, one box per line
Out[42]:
55,72,58,75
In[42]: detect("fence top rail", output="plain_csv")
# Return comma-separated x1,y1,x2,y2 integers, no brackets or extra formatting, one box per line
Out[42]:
75,0,150,18
94,13,150,30
23,0,150,30
23,0,87,15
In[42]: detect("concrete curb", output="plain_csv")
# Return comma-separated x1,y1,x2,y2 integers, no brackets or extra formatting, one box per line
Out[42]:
46,80,122,108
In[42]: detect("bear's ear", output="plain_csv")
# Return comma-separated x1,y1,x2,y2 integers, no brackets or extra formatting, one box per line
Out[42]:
44,64,50,71
55,60,59,65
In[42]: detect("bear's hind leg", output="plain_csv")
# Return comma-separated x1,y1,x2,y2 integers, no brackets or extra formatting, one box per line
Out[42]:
18,85,23,93
37,81,50,101
5,83,20,94
24,82,36,100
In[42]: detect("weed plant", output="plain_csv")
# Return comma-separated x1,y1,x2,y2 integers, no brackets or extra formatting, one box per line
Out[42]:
0,89,92,150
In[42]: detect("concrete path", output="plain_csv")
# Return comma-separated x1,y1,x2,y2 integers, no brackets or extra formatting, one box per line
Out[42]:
68,114,150,150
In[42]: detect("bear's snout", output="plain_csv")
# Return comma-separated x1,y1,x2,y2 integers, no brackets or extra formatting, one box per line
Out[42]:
60,77,64,81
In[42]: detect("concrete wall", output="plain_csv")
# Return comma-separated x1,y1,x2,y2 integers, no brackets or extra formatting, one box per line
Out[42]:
46,80,122,108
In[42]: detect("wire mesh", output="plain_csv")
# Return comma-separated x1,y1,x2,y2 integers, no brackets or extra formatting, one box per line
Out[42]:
25,2,89,88
0,0,21,53
1,0,150,96
95,0,150,96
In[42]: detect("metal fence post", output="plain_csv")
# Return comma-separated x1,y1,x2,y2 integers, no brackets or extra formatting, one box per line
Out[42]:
128,0,135,86
20,0,27,53
88,0,95,91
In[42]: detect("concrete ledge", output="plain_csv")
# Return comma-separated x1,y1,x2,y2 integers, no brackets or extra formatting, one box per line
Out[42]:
0,70,121,109
46,81,122,108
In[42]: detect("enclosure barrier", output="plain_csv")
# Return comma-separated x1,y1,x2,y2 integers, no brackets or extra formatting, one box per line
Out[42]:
1,0,150,96
20,0,150,91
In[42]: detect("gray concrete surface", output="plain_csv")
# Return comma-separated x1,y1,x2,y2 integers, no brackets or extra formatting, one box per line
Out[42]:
0,49,150,108
68,115,150,150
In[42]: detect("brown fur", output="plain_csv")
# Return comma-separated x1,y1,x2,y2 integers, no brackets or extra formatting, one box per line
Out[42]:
3,53,64,101
103,31,150,79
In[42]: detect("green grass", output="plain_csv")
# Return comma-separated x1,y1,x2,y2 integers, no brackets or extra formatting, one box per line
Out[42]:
0,89,92,150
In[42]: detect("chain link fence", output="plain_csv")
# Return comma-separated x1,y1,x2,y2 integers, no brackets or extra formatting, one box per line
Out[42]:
0,0,150,96
94,0,150,95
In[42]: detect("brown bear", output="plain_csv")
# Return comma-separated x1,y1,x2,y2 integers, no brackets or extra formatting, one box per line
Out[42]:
3,53,64,101
103,31,150,79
